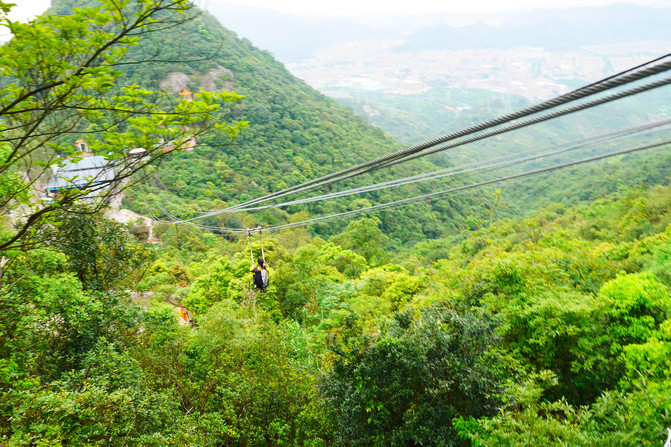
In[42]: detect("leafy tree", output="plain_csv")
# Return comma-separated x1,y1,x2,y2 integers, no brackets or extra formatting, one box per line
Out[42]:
332,217,390,266
274,244,345,320
0,0,245,253
0,248,140,379
183,256,237,313
323,306,502,446
601,271,671,351
9,340,181,447
317,242,368,279
621,318,671,384
456,374,671,447
453,372,591,446
133,302,332,446
0,251,146,442
47,211,154,291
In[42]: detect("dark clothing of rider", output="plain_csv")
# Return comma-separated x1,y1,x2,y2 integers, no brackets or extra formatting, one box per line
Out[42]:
250,258,268,290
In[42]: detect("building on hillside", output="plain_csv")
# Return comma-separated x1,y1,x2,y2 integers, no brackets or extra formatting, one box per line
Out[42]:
128,147,148,161
157,136,196,153
179,87,194,102
74,139,93,156
45,155,116,199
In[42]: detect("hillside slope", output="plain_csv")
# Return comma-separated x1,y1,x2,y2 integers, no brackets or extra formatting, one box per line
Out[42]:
48,0,487,241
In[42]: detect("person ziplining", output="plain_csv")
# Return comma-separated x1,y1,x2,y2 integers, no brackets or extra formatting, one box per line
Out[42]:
248,228,269,292
250,257,269,292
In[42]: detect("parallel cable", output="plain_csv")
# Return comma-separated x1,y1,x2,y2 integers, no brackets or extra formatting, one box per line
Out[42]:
144,56,671,232
572,52,671,94
234,119,671,211
254,138,671,232
165,112,671,224
147,201,249,233
148,137,671,234
218,55,671,212
372,76,671,170
234,73,671,208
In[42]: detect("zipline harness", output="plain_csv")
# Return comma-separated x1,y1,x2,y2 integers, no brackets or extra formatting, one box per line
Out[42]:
259,228,266,262
247,227,266,264
248,230,254,266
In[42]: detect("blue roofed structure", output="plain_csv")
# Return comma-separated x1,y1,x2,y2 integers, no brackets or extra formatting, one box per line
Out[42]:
45,155,117,199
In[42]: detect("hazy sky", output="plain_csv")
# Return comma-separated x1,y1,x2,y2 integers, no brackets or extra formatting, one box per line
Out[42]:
5,0,670,22
2,0,50,28
213,0,664,15
4,0,668,40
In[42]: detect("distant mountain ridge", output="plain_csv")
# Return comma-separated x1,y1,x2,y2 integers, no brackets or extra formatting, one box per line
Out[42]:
400,3,671,52
206,2,382,62
206,2,671,61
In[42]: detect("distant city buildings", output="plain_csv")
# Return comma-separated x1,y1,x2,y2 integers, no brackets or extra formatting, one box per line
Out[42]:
287,41,663,101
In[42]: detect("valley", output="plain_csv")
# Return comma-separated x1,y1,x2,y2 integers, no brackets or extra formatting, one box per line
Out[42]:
1,0,671,446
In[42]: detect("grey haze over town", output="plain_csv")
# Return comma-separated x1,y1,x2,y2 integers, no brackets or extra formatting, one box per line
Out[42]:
8,0,671,140
199,1,671,99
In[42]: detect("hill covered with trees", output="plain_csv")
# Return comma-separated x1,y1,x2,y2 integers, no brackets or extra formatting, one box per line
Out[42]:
3,175,670,445
52,0,481,241
1,0,671,445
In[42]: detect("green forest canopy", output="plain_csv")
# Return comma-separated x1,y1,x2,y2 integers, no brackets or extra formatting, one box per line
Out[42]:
1,0,670,445
3,175,671,445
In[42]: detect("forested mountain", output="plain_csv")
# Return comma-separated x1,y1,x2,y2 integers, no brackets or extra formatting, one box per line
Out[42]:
2,1,671,446
64,0,488,240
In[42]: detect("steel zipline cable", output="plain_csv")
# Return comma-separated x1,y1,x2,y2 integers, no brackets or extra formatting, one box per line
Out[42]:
145,55,671,233
220,72,671,212
151,138,671,234
212,54,671,213
152,55,671,224
372,77,671,170
261,119,671,208
253,138,671,233
156,118,671,220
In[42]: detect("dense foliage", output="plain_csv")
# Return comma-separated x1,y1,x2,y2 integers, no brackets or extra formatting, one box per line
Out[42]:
2,1,671,446
3,179,671,445
0,0,245,252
